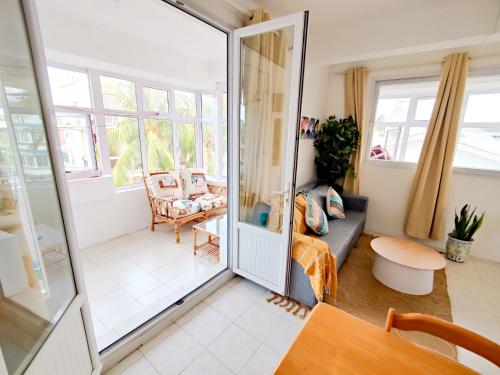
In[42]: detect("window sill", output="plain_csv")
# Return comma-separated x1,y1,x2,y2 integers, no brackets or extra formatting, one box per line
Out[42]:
363,159,500,177
65,171,102,180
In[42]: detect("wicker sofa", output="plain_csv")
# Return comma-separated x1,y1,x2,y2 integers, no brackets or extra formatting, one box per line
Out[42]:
143,169,227,242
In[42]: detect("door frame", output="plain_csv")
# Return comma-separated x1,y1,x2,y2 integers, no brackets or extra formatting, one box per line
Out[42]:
230,12,308,294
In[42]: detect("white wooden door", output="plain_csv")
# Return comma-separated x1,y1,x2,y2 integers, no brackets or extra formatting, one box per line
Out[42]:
231,12,308,294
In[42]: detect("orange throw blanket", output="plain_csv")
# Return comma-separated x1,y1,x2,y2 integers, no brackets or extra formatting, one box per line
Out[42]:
292,195,337,301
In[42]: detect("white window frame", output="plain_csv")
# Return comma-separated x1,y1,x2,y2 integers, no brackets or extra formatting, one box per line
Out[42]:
47,63,228,188
366,73,500,176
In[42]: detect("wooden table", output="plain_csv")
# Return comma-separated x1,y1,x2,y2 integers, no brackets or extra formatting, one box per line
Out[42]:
371,237,447,295
275,303,476,375
192,214,226,262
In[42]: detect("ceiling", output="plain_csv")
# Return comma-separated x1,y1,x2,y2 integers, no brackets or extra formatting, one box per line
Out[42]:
36,0,227,64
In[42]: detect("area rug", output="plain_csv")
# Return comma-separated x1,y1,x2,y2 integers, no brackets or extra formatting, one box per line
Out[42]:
325,233,457,360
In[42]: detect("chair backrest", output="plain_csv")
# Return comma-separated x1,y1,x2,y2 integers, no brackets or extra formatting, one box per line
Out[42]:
385,308,500,367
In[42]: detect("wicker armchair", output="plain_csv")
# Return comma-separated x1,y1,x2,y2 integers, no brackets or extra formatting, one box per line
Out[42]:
143,173,227,243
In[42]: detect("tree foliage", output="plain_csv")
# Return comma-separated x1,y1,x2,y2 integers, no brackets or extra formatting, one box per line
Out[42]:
314,116,360,192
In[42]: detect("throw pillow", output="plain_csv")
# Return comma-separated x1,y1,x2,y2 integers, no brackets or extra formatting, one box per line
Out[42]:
148,172,183,200
180,169,209,199
326,186,345,219
303,193,329,235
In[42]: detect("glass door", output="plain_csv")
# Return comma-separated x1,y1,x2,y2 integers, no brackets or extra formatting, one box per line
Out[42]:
231,12,308,294
0,0,89,373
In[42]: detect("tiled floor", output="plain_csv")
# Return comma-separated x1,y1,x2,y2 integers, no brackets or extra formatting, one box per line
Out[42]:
81,225,226,350
105,276,302,375
106,255,500,375
446,256,500,374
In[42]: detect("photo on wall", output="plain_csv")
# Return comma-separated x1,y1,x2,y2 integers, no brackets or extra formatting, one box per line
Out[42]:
299,116,321,138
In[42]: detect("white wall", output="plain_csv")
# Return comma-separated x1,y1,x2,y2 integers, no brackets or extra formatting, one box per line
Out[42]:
67,177,150,249
324,57,500,262
296,64,330,187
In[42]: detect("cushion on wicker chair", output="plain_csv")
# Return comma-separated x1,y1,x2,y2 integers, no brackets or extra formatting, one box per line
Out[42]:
171,199,201,218
180,169,209,199
148,172,183,200
193,193,226,211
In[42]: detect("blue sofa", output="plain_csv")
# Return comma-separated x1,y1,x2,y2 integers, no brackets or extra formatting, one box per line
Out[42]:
289,183,368,307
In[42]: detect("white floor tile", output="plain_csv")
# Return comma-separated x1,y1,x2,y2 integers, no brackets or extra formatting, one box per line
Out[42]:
122,273,164,299
91,288,134,320
263,318,302,356
105,351,159,375
208,325,261,373
177,302,232,347
236,303,282,341
141,324,203,375
180,350,233,375
239,345,281,375
137,285,174,309
206,288,254,321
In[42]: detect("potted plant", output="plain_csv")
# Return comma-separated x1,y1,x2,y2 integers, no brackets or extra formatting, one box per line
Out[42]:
446,204,484,263
314,116,359,192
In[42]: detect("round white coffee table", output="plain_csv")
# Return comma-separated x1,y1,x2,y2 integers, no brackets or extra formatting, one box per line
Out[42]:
371,237,446,295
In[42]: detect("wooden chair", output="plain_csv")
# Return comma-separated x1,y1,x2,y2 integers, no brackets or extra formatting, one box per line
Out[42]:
385,308,500,367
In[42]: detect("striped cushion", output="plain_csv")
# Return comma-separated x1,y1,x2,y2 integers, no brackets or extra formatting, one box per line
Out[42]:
303,193,329,235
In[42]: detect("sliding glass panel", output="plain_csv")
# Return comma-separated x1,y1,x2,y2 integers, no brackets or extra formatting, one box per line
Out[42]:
100,76,137,111
179,122,196,168
105,116,142,186
0,0,76,373
202,123,216,176
145,119,174,173
221,122,227,177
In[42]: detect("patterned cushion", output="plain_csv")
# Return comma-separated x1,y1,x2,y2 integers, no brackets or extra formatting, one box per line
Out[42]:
148,172,183,200
180,169,209,199
193,193,226,211
370,145,392,160
326,186,345,219
303,193,329,235
171,199,201,218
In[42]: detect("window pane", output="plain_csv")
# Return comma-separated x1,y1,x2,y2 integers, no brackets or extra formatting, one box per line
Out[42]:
145,119,174,173
222,122,227,176
464,94,500,122
454,128,500,171
100,76,137,111
222,93,227,121
105,116,142,186
404,127,426,162
415,98,435,121
179,123,196,168
47,67,91,107
375,98,410,122
202,94,217,119
202,123,216,175
369,126,402,160
56,115,96,172
143,87,169,112
175,90,196,117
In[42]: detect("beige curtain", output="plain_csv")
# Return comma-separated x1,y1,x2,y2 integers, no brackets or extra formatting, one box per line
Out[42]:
343,67,366,194
239,9,287,229
404,53,470,240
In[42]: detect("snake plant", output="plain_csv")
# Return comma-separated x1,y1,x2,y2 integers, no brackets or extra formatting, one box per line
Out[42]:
449,204,485,241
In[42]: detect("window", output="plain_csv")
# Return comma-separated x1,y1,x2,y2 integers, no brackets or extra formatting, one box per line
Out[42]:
175,90,196,117
202,93,217,119
56,114,97,172
454,75,500,171
179,123,196,168
221,122,227,177
369,80,439,162
145,119,174,173
47,67,92,108
100,76,137,111
105,116,142,186
143,87,169,113
202,123,216,176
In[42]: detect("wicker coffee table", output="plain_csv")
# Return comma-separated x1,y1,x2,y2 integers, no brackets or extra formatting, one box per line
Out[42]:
193,214,226,261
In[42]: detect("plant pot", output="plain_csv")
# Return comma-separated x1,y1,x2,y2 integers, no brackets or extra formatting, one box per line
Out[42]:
446,235,472,263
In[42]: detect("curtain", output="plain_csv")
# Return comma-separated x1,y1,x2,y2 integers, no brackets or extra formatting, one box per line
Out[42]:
239,9,287,230
343,67,366,194
404,53,470,240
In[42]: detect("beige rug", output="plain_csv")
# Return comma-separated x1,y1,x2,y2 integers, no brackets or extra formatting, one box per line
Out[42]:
325,234,457,360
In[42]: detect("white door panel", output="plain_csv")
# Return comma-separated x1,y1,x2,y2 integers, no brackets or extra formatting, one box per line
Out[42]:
231,12,308,293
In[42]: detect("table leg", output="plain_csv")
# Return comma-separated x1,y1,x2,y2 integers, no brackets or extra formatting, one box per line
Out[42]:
193,227,197,255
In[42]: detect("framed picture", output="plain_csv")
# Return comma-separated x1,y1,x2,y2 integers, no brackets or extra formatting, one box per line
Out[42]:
299,116,320,139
